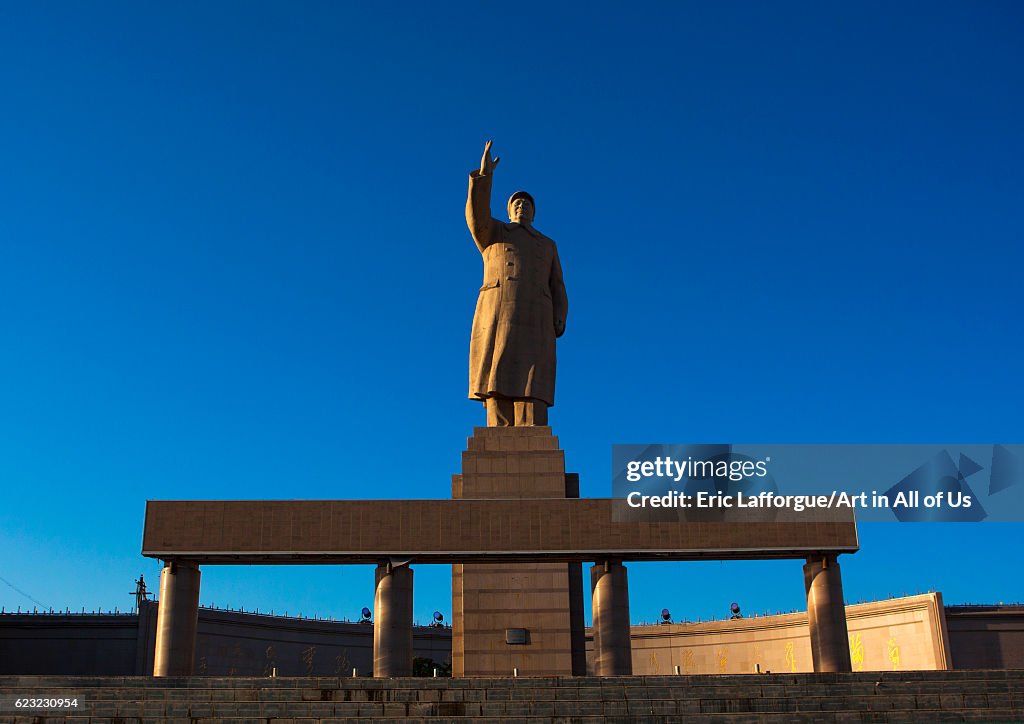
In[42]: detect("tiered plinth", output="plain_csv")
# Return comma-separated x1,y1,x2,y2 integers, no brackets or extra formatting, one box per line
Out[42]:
451,426,586,677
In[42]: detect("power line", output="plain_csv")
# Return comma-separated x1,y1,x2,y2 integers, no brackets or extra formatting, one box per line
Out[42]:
0,574,50,610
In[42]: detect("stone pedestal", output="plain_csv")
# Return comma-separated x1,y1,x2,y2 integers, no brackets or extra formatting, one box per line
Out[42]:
153,560,201,676
591,560,633,675
373,563,414,677
452,426,586,677
804,554,852,673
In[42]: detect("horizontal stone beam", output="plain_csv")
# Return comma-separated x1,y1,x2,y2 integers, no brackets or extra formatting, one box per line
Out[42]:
142,499,858,564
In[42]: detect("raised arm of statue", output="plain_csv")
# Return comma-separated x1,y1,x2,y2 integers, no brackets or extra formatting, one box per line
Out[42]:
479,139,500,176
466,140,501,252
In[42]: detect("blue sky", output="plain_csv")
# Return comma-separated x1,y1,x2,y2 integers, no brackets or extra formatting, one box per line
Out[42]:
1,1,1022,626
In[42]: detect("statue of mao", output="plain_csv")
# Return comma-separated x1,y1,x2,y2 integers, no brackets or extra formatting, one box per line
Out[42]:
466,141,568,427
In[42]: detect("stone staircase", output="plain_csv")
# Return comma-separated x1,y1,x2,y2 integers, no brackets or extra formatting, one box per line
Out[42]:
1,671,1022,722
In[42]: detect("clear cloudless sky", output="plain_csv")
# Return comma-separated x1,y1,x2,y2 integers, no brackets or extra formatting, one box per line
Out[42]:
1,1,1022,626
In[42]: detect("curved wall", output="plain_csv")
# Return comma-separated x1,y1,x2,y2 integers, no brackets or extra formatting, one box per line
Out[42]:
7,593,1024,675
619,593,951,675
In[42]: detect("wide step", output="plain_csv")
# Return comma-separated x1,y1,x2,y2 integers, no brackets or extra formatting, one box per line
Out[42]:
1,671,1022,722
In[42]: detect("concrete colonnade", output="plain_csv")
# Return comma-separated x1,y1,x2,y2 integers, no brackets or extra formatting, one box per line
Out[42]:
150,554,852,677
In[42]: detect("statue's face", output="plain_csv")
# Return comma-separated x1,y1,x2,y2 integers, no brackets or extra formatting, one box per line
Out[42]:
509,196,534,225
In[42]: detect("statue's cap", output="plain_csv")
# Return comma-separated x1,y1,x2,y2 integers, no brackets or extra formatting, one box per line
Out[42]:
507,190,535,216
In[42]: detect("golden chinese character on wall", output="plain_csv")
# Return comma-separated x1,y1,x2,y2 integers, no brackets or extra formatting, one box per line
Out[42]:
334,650,352,675
302,646,317,675
887,638,901,670
682,649,695,674
849,633,865,672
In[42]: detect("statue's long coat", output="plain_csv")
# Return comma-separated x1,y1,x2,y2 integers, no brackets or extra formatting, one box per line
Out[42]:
466,170,568,406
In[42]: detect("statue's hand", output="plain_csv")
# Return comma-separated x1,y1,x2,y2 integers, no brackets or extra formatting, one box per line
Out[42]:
479,140,500,176
554,318,566,338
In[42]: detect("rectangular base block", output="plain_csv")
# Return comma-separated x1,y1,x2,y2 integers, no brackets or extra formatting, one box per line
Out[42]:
453,427,584,676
